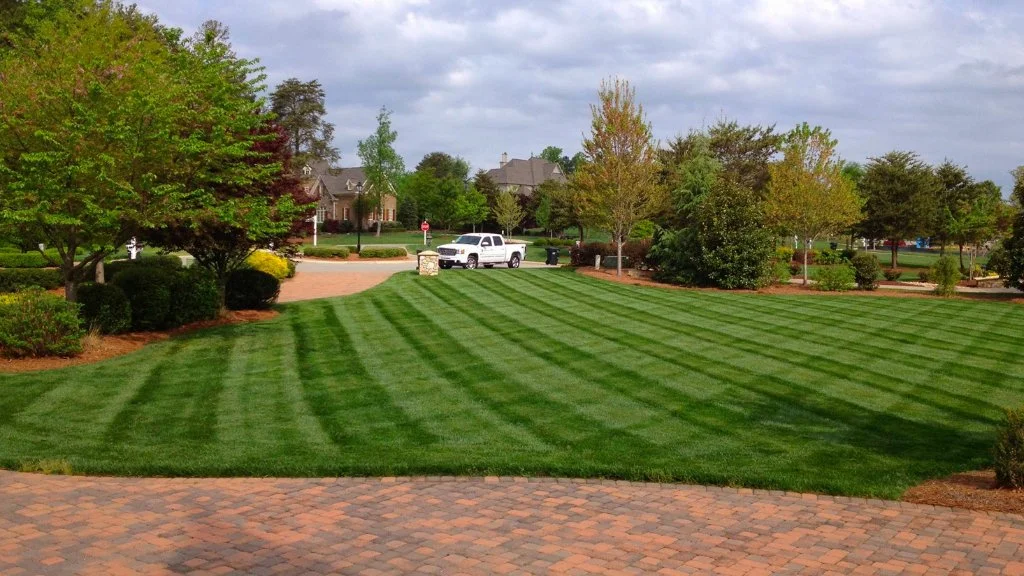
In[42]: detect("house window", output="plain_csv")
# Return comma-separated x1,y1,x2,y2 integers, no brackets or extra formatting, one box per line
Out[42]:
343,207,350,221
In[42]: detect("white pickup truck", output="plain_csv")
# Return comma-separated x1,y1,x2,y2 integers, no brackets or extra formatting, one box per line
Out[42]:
436,233,526,269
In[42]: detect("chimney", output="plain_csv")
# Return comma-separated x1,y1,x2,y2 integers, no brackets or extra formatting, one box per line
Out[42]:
500,152,508,168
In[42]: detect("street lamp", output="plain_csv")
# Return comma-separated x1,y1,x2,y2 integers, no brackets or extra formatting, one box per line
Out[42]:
355,181,364,254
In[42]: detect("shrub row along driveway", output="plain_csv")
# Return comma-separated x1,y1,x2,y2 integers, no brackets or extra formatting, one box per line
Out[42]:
1,269,1023,497
2,473,1022,575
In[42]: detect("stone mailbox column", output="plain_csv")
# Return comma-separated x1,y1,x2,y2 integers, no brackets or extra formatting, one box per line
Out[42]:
418,250,439,276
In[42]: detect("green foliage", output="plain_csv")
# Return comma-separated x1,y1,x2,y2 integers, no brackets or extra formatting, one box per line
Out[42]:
493,189,526,235
0,268,62,293
812,265,855,292
629,220,657,240
359,248,406,259
994,407,1024,489
859,151,941,267
771,260,791,285
817,248,844,265
225,269,279,310
775,246,794,262
103,256,182,282
669,133,721,227
245,251,291,280
0,289,83,358
112,267,175,331
77,283,131,335
931,256,960,296
651,181,774,289
792,249,818,265
883,268,903,282
850,253,881,290
303,246,350,259
357,106,405,233
918,269,932,283
0,252,51,268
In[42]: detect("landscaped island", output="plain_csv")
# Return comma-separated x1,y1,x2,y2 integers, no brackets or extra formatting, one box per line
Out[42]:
1,270,1019,499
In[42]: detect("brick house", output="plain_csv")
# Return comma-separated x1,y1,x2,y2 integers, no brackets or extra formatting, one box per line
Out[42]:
485,152,567,196
302,162,397,227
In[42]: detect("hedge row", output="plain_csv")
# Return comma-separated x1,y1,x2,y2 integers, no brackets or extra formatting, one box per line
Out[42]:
359,247,407,259
103,255,182,281
303,246,350,259
533,237,578,247
0,252,52,268
0,269,62,293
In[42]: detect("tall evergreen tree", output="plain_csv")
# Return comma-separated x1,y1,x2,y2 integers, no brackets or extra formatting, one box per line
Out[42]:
860,151,940,268
270,78,339,167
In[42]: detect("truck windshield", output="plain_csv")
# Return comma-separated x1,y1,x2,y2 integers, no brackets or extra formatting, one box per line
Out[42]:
454,236,482,245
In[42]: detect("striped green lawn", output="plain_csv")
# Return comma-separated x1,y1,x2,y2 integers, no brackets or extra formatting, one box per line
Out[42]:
2,269,1022,498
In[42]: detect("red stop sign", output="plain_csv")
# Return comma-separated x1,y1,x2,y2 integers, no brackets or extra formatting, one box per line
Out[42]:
420,221,430,232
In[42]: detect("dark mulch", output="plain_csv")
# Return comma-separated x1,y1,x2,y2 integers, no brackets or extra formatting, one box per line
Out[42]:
903,470,1024,515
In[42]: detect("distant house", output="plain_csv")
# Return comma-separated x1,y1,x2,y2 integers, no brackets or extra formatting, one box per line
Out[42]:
302,162,397,225
485,153,566,196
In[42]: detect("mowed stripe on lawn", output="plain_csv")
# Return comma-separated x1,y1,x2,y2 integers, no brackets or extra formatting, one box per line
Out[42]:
0,269,1020,497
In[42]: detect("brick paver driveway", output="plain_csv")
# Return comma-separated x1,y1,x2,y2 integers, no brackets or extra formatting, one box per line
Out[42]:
1,474,1022,575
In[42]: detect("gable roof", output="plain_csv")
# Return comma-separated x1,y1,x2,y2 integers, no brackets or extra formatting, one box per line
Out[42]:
303,162,374,198
486,157,566,191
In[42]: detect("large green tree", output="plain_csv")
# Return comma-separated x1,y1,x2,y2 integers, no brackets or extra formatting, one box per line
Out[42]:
765,123,862,284
416,151,469,181
270,78,339,167
574,78,666,276
998,167,1024,290
357,106,405,237
859,151,940,268
493,188,526,236
0,2,249,300
933,160,975,253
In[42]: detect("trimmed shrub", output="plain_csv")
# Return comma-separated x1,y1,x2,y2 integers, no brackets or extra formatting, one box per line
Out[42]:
112,267,175,331
0,289,84,358
358,247,407,259
813,265,855,292
77,283,131,334
303,246,350,259
245,250,290,280
569,242,614,267
775,246,794,263
883,268,903,281
986,246,1008,276
0,252,51,268
321,219,343,234
771,260,791,285
840,249,857,262
104,255,182,281
994,406,1024,489
629,220,657,241
931,256,959,296
225,269,280,310
0,268,62,293
167,268,221,327
817,248,843,265
850,253,881,290
788,261,801,276
917,269,932,283
285,258,297,279
792,249,819,266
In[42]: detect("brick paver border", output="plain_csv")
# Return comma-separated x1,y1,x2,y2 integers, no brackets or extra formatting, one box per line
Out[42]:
2,472,1023,575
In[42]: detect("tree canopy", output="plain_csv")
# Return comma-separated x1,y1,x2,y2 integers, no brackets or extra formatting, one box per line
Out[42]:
270,78,339,167
859,151,940,268
357,106,405,236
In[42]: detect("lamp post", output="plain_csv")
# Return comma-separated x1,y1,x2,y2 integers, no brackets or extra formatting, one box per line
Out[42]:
356,182,364,254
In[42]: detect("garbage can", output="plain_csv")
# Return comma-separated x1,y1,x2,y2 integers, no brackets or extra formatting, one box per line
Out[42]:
829,242,838,250
545,247,560,266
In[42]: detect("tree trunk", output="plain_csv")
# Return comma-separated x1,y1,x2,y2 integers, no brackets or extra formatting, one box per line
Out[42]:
958,244,965,270
890,240,899,269
578,224,585,242
95,260,105,284
376,218,381,237
803,240,809,285
616,236,623,277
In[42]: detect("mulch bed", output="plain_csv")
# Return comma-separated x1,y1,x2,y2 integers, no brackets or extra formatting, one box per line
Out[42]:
903,470,1024,515
300,254,411,262
0,309,277,374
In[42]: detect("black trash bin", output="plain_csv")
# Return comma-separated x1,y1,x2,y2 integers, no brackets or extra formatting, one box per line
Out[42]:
545,247,560,266
829,242,838,250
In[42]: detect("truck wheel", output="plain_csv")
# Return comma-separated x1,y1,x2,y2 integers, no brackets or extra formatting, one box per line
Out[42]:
465,255,478,269
508,253,521,269
439,262,451,269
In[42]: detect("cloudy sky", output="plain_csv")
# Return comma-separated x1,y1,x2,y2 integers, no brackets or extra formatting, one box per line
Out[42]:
141,0,1023,190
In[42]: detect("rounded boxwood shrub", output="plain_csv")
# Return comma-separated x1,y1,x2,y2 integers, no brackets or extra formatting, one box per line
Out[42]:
883,268,903,281
77,283,131,334
0,289,84,358
168,268,221,327
0,268,62,293
0,252,51,268
850,252,881,290
112,267,175,331
812,265,855,292
917,269,932,283
225,269,280,310
104,255,182,282
994,406,1024,489
245,250,291,280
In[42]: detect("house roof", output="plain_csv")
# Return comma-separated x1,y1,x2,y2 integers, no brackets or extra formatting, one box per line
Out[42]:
303,162,372,198
485,157,566,192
